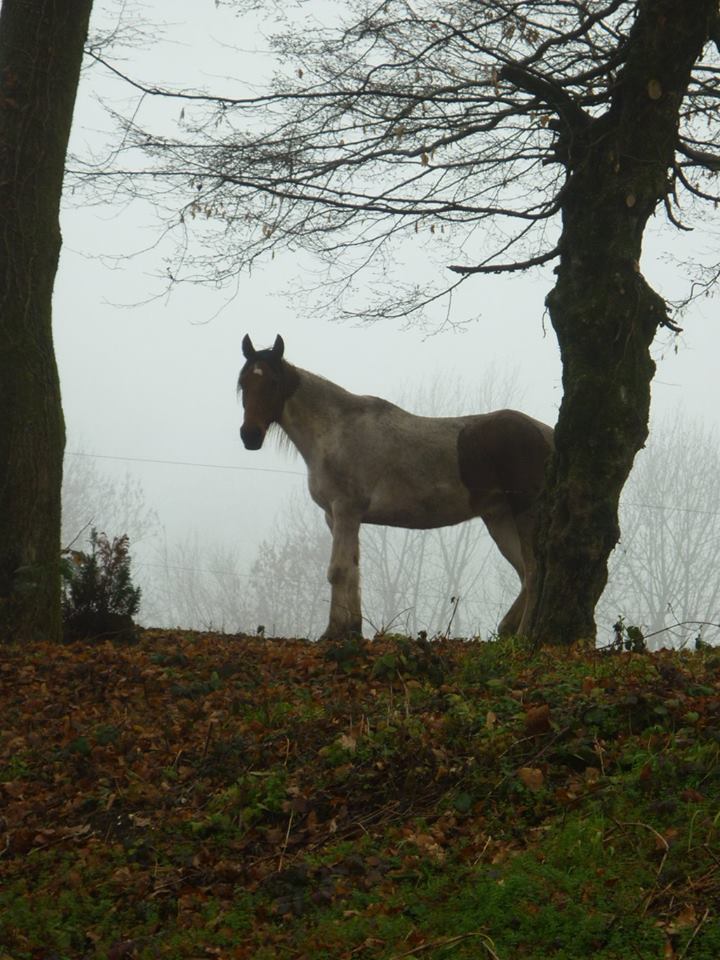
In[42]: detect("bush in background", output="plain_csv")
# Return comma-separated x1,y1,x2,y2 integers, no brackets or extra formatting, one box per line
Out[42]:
62,529,141,641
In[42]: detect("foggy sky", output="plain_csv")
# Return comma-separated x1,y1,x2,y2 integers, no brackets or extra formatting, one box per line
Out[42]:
55,0,720,631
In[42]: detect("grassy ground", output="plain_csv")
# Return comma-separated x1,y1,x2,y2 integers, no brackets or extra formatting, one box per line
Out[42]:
1,631,719,959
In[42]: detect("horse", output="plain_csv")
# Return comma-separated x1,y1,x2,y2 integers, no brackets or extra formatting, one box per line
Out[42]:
238,334,554,639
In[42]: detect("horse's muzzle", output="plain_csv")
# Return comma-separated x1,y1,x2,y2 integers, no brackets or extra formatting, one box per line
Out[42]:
240,424,265,450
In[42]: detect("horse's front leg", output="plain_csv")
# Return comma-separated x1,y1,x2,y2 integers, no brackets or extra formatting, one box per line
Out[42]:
322,505,362,640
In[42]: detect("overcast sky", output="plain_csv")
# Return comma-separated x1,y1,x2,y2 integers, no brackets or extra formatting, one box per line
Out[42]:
54,0,720,628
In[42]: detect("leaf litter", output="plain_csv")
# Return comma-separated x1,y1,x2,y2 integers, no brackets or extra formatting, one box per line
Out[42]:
1,631,719,958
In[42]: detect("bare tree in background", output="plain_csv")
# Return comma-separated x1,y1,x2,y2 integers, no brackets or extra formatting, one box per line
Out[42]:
600,412,720,647
360,520,514,637
79,0,720,643
148,534,253,633
240,491,515,639
62,453,158,550
149,491,513,638
61,451,160,626
249,495,331,637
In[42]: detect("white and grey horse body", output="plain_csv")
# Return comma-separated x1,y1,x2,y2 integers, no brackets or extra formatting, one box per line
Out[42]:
239,334,554,639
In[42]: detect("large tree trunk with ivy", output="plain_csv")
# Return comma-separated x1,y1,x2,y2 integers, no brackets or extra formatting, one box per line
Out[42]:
527,0,716,644
0,0,93,642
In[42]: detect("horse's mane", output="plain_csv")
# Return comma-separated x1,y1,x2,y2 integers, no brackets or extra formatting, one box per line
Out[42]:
268,420,298,458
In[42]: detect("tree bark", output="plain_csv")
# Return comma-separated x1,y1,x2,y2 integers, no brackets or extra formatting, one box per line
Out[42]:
0,0,93,641
529,0,717,644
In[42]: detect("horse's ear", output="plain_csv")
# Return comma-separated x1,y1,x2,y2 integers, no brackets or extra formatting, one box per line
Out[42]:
242,334,255,360
272,335,285,360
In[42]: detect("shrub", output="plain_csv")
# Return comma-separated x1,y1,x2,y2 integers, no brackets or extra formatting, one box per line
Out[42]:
62,529,141,641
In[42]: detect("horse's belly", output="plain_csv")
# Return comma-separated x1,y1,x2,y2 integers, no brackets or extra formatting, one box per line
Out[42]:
364,483,473,529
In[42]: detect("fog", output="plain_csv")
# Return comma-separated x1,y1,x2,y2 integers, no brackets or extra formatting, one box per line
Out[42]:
55,0,720,644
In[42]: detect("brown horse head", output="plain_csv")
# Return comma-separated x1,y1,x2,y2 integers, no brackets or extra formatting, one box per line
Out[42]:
238,334,289,450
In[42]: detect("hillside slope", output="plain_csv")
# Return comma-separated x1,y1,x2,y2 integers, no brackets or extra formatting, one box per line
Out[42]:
1,632,719,959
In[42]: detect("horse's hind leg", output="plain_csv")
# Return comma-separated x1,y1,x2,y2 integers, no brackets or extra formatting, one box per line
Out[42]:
514,511,540,636
322,505,362,640
483,512,526,636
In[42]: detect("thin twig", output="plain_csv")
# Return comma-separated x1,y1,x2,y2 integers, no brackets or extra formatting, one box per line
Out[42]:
444,596,460,639
612,819,669,876
201,721,215,760
678,907,711,960
391,931,501,959
277,809,294,873
62,519,94,552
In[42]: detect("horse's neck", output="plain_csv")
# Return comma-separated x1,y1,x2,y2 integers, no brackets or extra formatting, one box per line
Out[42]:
280,365,358,459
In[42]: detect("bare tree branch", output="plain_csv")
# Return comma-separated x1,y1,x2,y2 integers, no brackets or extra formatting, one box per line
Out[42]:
76,0,720,321
448,245,561,275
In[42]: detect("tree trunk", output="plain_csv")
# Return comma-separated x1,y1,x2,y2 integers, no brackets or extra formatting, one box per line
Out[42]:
529,0,716,645
0,0,93,642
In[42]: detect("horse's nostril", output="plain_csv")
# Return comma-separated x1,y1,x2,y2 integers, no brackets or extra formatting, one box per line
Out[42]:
241,425,264,450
